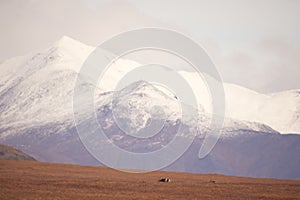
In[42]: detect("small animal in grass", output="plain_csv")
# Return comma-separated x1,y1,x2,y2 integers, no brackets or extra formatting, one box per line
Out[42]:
209,180,216,183
159,178,171,182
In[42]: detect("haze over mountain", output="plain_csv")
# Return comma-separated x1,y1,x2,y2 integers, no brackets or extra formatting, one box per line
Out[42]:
0,36,299,179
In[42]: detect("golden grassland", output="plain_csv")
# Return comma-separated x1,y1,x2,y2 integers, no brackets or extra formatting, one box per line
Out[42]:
0,160,300,199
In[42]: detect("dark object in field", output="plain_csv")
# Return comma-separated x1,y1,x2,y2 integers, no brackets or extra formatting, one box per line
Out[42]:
210,180,216,183
159,178,171,182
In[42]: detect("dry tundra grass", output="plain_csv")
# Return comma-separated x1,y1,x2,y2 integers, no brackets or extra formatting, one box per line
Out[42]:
0,160,300,199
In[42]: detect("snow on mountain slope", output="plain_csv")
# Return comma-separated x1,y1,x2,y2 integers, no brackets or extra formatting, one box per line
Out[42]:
102,68,300,134
223,84,300,133
95,80,184,137
0,36,299,137
0,36,299,180
0,37,91,134
0,36,139,138
170,70,300,134
111,80,181,120
89,52,300,133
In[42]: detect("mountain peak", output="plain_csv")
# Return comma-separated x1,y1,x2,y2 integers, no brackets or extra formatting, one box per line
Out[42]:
40,35,94,71
53,36,87,49
116,80,175,101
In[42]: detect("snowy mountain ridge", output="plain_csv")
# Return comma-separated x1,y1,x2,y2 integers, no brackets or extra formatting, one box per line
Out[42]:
1,36,300,180
0,36,299,137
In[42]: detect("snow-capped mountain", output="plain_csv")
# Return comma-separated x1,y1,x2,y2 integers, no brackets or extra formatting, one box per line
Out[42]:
1,36,299,135
0,36,139,138
0,36,299,179
223,84,300,134
0,36,93,135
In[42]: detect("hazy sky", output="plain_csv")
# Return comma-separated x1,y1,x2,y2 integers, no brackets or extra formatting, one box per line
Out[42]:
0,0,299,93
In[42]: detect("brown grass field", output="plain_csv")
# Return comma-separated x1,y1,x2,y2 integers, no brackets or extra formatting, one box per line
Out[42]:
0,160,300,199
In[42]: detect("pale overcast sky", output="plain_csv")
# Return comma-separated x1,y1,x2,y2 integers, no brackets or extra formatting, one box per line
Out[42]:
0,0,299,93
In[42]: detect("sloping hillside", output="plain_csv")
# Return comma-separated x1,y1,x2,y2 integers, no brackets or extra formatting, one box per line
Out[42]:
0,144,36,161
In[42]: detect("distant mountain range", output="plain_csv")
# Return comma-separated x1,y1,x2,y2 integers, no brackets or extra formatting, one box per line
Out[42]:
0,36,299,179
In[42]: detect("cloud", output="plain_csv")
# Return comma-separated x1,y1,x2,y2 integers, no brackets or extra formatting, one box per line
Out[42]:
0,0,169,61
0,0,299,93
207,38,300,93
